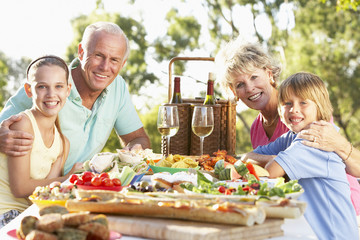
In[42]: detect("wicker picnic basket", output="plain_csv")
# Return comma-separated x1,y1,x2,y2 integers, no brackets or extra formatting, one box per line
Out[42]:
161,57,237,156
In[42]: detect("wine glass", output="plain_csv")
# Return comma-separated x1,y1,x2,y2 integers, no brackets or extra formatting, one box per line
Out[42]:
191,106,214,156
157,105,179,156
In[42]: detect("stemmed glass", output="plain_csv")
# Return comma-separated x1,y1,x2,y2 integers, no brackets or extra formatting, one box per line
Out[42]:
157,105,179,156
191,106,214,156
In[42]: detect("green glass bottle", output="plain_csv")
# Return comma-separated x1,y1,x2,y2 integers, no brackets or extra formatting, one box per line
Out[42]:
170,77,183,103
203,72,216,105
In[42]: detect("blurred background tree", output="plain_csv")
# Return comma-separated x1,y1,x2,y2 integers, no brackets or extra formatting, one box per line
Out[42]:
0,0,359,154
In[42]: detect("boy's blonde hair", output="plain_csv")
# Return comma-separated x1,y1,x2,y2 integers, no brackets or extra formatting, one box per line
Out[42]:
278,72,333,122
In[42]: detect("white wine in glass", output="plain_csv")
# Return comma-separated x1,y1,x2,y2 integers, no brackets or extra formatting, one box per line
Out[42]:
157,105,179,156
191,106,214,156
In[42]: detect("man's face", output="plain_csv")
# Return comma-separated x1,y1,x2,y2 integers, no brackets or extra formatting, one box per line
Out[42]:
78,31,127,94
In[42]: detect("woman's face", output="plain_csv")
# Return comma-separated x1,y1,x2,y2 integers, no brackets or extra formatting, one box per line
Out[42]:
230,68,275,111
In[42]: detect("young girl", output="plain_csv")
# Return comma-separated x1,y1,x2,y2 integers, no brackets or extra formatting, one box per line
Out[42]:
245,72,358,239
0,55,82,228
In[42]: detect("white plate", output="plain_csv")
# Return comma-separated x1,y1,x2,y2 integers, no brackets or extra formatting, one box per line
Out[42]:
185,177,304,200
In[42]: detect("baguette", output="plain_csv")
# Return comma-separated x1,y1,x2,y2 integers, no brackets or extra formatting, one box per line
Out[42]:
66,199,262,226
256,198,307,219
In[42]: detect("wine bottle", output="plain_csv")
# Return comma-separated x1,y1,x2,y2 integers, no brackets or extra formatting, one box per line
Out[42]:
170,77,183,103
203,72,216,105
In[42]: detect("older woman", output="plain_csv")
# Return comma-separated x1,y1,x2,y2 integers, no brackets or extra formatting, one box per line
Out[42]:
215,40,360,214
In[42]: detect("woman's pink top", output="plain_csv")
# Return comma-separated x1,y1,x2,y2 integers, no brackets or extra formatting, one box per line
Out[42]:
250,113,289,149
250,113,360,215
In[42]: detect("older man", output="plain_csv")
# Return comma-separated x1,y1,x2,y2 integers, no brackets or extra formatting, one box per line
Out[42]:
0,22,150,174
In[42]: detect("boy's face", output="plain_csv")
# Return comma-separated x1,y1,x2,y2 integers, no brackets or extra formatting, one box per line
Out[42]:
279,92,318,133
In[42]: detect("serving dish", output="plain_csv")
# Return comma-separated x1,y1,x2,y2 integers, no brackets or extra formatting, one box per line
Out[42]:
76,184,123,191
29,195,67,208
149,165,200,174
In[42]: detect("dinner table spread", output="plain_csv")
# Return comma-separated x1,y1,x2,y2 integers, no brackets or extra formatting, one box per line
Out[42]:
0,173,320,240
1,166,359,239
0,203,319,240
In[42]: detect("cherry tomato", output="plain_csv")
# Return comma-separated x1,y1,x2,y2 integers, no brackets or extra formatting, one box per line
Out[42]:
99,172,110,179
69,174,79,184
217,185,226,194
112,178,122,186
102,178,114,187
74,179,84,185
91,176,102,187
82,171,95,183
225,188,235,195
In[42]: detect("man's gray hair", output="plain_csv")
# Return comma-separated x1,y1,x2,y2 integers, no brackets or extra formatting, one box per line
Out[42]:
81,21,130,60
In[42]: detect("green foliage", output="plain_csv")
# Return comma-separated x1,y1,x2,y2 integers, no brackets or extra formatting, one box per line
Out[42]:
284,0,360,146
101,105,161,153
0,53,31,109
152,8,201,74
65,8,157,94
0,52,9,108
235,109,258,153
321,0,360,11
140,105,162,153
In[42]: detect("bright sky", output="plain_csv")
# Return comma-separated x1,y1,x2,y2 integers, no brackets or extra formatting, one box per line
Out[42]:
0,0,175,60
0,0,290,112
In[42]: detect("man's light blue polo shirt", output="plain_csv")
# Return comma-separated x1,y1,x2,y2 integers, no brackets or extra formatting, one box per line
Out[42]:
0,59,143,174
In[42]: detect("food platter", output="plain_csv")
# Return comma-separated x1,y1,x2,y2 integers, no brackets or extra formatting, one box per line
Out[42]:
149,165,200,174
76,184,123,191
183,187,305,200
29,195,67,208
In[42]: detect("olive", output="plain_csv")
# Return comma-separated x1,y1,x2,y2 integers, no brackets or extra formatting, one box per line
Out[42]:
145,185,154,192
166,189,175,193
139,181,149,188
153,182,162,190
157,187,166,192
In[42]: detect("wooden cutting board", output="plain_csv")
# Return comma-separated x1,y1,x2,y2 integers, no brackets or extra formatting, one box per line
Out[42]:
107,215,284,240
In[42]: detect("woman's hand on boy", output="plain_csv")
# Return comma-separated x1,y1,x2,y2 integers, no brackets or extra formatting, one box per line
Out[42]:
299,120,341,152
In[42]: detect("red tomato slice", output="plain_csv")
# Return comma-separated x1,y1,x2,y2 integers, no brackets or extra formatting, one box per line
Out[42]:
102,178,114,187
69,174,79,184
82,171,95,183
91,176,102,186
74,179,84,185
112,178,121,186
99,172,110,179
217,185,226,194
246,162,260,181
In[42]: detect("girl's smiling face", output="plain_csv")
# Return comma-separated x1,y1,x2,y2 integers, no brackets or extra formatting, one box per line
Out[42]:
279,91,318,133
27,65,70,118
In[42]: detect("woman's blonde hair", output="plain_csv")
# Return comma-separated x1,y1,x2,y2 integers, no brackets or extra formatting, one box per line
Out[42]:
278,72,333,122
215,40,281,97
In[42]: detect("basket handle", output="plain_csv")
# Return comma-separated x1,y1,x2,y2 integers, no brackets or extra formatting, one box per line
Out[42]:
168,57,214,102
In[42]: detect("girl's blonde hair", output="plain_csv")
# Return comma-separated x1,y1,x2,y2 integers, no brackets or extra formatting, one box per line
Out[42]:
215,40,281,97
278,72,333,122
